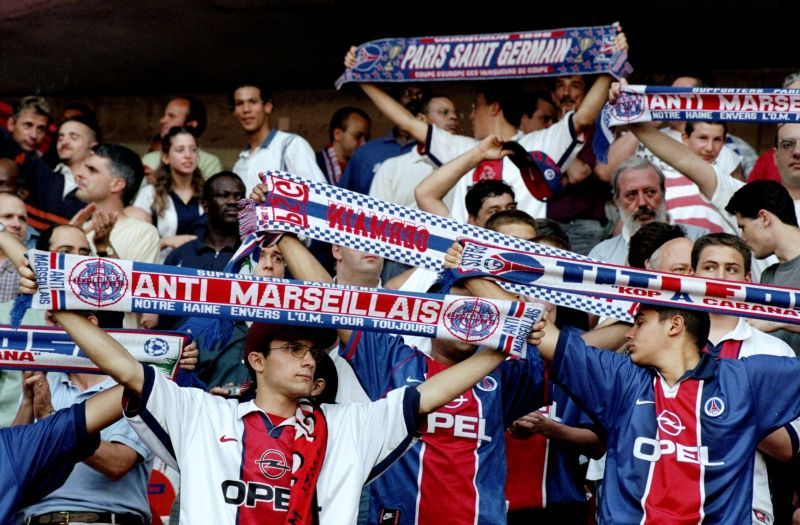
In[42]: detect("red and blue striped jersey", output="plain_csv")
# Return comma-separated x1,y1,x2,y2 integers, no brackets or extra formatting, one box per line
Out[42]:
552,327,800,524
342,330,544,525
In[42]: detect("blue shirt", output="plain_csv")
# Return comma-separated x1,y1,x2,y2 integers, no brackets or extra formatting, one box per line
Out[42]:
21,374,153,520
338,132,416,195
342,330,544,525
164,228,239,272
0,404,99,524
551,327,800,524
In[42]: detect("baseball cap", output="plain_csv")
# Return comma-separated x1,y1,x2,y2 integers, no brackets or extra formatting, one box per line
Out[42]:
244,323,338,363
503,141,562,201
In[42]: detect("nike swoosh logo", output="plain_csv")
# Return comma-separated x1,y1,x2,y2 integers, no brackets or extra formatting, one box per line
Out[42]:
635,399,655,405
406,376,422,383
219,435,238,443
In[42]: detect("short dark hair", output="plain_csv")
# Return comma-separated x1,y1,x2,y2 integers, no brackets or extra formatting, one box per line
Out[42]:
691,233,752,275
484,209,538,239
35,224,84,251
521,91,556,118
725,180,798,227
202,171,244,201
465,179,515,218
477,81,525,128
533,218,571,250
642,305,710,350
684,121,727,137
628,222,686,269
91,143,145,206
180,96,208,136
61,114,102,143
328,106,371,142
228,82,272,111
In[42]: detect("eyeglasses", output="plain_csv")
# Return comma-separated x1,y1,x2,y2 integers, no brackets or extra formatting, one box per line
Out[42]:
271,342,321,360
777,139,800,153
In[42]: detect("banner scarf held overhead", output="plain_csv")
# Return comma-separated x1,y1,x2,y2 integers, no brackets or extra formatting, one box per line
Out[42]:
237,170,636,322
22,250,542,359
442,238,800,325
335,23,631,89
0,325,185,377
594,85,800,162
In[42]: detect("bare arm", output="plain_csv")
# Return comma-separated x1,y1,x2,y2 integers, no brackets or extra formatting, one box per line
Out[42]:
758,427,795,462
84,385,125,434
593,131,640,181
573,74,613,133
510,412,604,459
416,350,507,414
0,229,27,268
631,122,718,198
415,134,509,217
52,312,145,394
343,46,428,142
84,441,140,481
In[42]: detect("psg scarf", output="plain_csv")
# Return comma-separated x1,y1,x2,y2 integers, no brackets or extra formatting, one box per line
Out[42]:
0,325,185,377
595,86,800,162
18,250,542,359
336,23,631,88
237,170,634,322
444,239,800,326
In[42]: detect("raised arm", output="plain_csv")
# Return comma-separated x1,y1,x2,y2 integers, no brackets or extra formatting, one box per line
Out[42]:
53,312,145,394
631,122,718,197
572,31,628,133
344,46,428,142
415,134,509,217
84,385,125,434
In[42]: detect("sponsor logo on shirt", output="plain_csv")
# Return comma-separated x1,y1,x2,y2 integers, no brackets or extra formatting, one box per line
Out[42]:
220,480,291,510
257,449,291,479
424,412,492,442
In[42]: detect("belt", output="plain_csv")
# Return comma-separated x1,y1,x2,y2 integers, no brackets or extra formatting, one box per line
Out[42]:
28,512,143,525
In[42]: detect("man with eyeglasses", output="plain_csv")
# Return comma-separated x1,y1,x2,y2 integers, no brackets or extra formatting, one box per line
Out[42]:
18,251,546,524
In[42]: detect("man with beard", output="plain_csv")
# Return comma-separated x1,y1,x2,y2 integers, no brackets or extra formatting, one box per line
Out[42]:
588,156,708,265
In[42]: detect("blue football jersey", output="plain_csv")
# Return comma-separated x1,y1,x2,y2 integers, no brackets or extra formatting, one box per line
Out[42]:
552,327,800,524
342,330,544,525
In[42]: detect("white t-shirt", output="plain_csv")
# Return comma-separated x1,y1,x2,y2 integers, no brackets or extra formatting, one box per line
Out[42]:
425,115,584,223
233,130,326,194
369,147,454,211
126,366,418,525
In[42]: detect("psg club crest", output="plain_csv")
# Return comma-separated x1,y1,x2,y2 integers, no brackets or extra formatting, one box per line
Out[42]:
144,337,170,357
442,298,500,342
704,397,725,417
354,44,383,73
611,91,645,122
69,259,127,307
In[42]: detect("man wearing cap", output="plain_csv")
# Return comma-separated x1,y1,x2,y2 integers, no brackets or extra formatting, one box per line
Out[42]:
24,254,542,524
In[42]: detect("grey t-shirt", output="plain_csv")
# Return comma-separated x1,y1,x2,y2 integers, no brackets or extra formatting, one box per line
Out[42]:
760,254,800,355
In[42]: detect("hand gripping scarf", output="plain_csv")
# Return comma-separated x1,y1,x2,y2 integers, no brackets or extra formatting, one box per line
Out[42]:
237,170,635,322
17,250,542,359
441,239,800,326
0,325,185,377
336,23,631,88
594,85,800,162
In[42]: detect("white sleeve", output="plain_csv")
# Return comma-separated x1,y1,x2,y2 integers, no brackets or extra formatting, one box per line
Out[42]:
324,386,419,482
368,157,397,202
123,365,211,469
425,124,479,167
285,135,327,184
132,184,155,214
708,163,745,232
517,112,584,168
447,174,473,224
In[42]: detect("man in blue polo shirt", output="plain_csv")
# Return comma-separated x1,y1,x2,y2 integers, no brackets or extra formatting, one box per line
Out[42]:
1,386,121,521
